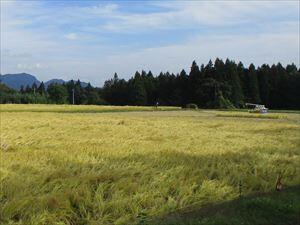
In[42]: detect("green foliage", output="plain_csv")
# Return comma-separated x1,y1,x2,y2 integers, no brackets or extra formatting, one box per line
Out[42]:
101,59,299,109
225,59,244,107
247,64,261,103
205,90,234,109
128,72,148,106
0,84,17,103
214,93,234,109
47,83,68,104
0,84,47,104
185,103,198,109
0,83,15,94
21,93,48,104
37,82,46,95
2,59,300,109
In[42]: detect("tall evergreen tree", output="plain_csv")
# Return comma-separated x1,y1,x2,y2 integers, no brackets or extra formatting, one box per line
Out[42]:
20,85,25,94
37,82,46,95
225,59,244,107
128,72,147,105
188,60,202,105
177,69,189,107
247,64,261,103
257,64,270,106
32,82,38,93
73,79,86,104
144,71,157,105
25,85,32,93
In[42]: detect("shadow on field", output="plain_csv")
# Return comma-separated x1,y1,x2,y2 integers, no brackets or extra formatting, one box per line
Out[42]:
146,185,300,225
101,151,299,225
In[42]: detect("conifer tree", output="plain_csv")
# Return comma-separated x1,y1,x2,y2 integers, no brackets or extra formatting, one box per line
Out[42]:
38,82,46,95
247,64,261,103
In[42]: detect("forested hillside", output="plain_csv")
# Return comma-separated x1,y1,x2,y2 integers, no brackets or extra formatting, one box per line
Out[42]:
1,59,299,109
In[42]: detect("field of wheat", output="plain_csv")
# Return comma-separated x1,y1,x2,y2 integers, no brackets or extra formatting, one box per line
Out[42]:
0,105,299,225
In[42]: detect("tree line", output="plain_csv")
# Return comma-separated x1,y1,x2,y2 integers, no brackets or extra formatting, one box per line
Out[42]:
1,58,300,109
0,80,105,105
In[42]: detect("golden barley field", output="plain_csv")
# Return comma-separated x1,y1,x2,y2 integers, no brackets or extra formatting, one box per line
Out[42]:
0,105,299,225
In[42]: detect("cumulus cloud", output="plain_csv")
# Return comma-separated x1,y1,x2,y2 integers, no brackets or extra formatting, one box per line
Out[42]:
0,1,299,86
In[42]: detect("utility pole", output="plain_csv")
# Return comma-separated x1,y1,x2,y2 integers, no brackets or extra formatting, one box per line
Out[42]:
33,87,36,104
72,88,75,105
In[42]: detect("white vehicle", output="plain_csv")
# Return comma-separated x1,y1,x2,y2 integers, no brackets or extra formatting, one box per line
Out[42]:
245,103,268,113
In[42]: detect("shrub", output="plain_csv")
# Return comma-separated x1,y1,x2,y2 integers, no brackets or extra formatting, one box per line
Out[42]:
208,92,235,109
185,103,198,109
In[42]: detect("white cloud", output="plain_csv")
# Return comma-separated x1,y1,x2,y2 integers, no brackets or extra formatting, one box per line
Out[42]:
80,3,119,15
17,63,48,70
99,1,299,32
0,1,299,85
64,33,78,40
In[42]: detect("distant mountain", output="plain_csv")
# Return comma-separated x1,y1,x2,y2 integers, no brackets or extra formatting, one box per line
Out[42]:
0,73,40,90
0,73,91,90
45,79,65,88
45,79,89,88
77,81,89,88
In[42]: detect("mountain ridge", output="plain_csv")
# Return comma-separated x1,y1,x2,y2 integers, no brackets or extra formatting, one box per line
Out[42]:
0,73,90,90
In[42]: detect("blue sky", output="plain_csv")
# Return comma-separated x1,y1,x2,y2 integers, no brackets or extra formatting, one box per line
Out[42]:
1,0,299,86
